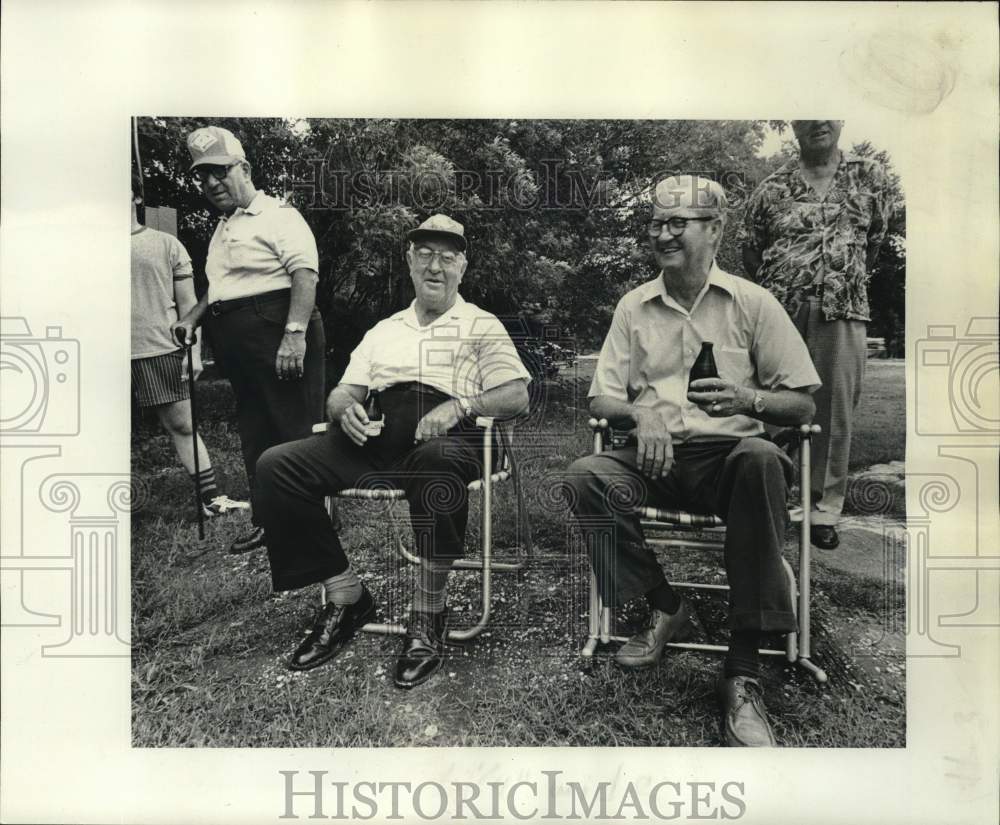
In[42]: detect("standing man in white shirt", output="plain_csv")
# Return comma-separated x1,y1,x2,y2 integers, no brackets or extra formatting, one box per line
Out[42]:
254,215,530,690
172,126,326,554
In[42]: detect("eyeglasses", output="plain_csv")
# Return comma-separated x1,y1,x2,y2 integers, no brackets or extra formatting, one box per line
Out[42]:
413,248,461,267
647,216,716,237
193,163,239,185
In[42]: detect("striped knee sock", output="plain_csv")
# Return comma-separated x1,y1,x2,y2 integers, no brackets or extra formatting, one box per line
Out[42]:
322,566,363,606
411,560,452,615
193,466,219,505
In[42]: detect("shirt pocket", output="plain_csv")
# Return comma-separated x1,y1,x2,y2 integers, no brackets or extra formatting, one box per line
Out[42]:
221,233,258,272
715,345,755,386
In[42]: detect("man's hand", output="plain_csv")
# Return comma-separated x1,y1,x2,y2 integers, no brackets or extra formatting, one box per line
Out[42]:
276,332,306,380
170,318,198,348
338,401,370,446
688,378,751,418
633,406,674,479
414,400,462,442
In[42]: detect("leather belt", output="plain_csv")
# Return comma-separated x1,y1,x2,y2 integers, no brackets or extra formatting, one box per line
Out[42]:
209,288,290,317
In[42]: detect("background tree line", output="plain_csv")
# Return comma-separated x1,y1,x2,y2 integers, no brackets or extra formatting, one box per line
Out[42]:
135,117,906,379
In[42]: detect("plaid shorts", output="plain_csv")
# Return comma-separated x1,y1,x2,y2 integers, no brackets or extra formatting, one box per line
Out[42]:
131,350,189,408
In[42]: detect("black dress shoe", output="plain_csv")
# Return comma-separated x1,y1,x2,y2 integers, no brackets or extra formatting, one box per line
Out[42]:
810,524,840,549
288,586,376,671
229,526,266,554
394,609,448,689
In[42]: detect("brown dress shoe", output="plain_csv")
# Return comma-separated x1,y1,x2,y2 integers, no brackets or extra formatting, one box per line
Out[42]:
717,675,777,747
614,599,695,668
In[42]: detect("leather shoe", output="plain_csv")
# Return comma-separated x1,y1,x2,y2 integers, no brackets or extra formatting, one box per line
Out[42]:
288,585,376,671
810,524,840,549
614,599,695,669
717,675,777,747
394,609,448,689
229,526,266,554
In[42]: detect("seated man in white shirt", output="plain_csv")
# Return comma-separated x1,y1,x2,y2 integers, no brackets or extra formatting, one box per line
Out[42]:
255,215,530,689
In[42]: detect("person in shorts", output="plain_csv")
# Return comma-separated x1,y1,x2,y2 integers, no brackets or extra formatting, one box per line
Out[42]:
131,171,245,518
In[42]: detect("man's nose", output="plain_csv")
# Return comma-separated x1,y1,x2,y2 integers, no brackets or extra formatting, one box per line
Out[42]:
428,257,443,273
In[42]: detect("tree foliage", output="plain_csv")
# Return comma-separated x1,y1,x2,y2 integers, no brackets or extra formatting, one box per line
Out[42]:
134,118,905,372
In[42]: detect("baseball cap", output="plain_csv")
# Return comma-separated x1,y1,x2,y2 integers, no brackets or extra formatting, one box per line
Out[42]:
186,126,246,170
407,214,467,253
653,175,727,214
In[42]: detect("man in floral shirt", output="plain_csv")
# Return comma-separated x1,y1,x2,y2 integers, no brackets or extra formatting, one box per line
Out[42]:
741,121,892,549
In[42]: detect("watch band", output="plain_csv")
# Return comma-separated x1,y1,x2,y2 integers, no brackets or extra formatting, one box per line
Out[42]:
457,396,474,418
751,391,766,415
284,322,306,335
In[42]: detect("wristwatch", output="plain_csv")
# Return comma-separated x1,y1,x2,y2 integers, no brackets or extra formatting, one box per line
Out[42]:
456,396,474,418
751,391,766,415
284,322,306,335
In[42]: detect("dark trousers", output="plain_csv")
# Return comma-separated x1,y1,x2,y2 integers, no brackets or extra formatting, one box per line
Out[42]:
255,385,489,592
565,436,796,633
208,290,325,523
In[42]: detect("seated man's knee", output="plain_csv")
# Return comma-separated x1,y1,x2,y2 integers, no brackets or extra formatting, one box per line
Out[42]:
255,444,285,488
732,439,788,481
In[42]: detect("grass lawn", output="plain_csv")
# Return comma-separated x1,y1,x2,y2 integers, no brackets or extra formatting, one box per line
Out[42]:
131,359,906,748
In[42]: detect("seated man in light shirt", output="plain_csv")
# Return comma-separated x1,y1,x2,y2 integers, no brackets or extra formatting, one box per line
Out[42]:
255,215,530,689
564,176,820,747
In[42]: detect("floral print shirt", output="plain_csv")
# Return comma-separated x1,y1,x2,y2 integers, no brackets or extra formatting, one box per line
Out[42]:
741,153,892,322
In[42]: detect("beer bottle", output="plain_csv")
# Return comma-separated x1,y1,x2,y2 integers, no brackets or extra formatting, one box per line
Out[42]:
688,342,719,389
364,390,384,437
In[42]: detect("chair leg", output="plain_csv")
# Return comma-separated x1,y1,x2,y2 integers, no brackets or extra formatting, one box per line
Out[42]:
581,570,602,657
445,421,494,642
781,557,799,662
795,428,828,682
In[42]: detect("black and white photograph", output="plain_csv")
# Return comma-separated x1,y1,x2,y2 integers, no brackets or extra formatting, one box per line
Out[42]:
130,116,907,751
2,2,997,824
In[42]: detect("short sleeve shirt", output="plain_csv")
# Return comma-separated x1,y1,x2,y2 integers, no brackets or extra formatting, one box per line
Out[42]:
589,265,821,443
341,295,532,398
205,192,319,303
131,226,193,358
741,153,892,322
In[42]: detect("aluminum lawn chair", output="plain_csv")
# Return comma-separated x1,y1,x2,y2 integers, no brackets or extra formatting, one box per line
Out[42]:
581,418,827,682
311,417,530,642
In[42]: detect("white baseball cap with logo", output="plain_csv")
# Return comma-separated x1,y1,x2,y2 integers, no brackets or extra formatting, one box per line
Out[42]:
186,126,246,169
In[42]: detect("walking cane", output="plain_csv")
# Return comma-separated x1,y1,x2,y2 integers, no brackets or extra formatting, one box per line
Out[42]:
177,328,205,540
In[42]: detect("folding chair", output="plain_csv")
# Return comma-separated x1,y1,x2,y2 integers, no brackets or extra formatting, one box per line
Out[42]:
311,417,530,642
580,419,827,683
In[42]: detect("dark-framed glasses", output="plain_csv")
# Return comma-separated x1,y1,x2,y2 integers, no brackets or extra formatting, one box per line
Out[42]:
647,216,716,237
193,163,239,185
414,248,461,267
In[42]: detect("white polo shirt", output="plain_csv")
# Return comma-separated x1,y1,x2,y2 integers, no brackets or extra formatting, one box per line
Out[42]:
341,295,531,398
205,192,319,302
